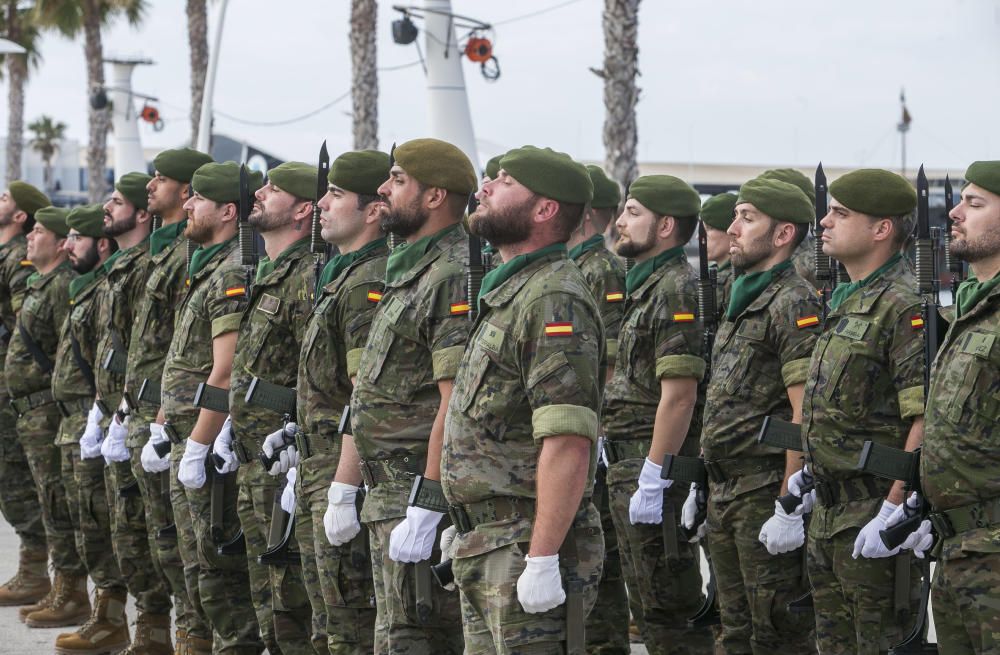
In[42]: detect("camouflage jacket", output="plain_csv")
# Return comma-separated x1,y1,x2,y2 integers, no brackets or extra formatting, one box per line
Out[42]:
5,262,74,399
0,235,34,400
802,256,925,538
921,280,1000,559
715,261,734,320
230,238,313,479
791,234,818,290
351,224,471,523
161,240,247,437
570,238,626,365
702,265,821,502
442,247,604,558
296,240,388,496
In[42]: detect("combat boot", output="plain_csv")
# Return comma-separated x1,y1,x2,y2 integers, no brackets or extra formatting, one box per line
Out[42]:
0,548,51,606
184,635,212,655
25,572,91,627
18,583,56,622
54,587,130,655
120,612,172,655
172,629,186,655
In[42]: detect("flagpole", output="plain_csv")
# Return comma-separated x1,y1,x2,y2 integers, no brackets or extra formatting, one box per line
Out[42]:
897,88,910,177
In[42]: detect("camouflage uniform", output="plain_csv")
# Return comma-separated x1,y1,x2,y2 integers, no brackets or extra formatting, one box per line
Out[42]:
229,237,314,654
124,223,209,640
701,264,819,654
295,239,387,654
351,223,470,654
568,235,629,655
602,250,714,655
791,235,817,290
160,238,262,653
443,246,606,654
5,262,86,579
715,261,734,319
801,255,923,653
921,282,1000,654
0,235,44,560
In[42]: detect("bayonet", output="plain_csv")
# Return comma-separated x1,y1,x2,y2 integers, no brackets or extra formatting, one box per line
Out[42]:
466,192,484,321
239,164,257,291
814,163,832,318
944,175,963,297
697,221,717,373
312,141,331,303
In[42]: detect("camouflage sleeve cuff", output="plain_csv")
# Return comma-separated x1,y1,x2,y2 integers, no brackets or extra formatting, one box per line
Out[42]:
655,354,706,381
898,385,925,419
210,312,242,339
781,358,812,387
531,404,599,443
431,345,465,381
606,338,618,362
346,348,364,379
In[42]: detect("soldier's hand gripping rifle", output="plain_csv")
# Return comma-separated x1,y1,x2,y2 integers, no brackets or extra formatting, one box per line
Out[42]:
311,141,331,303
943,175,964,297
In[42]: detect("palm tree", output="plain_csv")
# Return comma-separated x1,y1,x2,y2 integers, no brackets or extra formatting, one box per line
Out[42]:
33,0,146,201
350,0,378,149
186,0,207,146
1,2,43,186
593,0,640,189
27,115,67,194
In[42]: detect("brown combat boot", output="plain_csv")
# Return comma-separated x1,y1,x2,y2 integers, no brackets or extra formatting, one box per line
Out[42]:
18,583,56,622
120,612,173,655
54,587,130,655
184,635,212,655
25,572,91,627
171,629,186,655
0,549,51,606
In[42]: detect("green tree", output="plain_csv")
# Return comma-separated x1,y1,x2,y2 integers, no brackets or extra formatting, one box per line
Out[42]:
27,115,67,194
1,2,44,186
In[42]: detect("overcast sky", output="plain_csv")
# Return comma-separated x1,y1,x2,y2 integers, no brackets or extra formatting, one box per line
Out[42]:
5,0,1000,171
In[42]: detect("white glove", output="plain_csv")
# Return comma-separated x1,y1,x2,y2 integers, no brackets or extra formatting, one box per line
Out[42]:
853,500,901,559
262,423,299,476
100,417,130,464
758,499,806,555
681,482,707,542
324,482,362,546
788,465,816,514
79,403,105,459
516,554,565,613
140,423,171,474
212,417,239,474
178,439,210,489
280,468,297,513
900,519,934,559
628,458,673,525
388,505,444,563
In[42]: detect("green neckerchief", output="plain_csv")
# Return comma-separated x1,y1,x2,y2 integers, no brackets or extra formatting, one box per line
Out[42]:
726,259,792,320
149,219,188,257
955,269,1000,318
478,242,566,312
829,253,902,311
188,237,235,279
26,271,40,286
625,245,685,295
384,223,461,285
99,248,125,276
69,268,103,300
568,234,604,261
317,237,386,289
255,237,310,283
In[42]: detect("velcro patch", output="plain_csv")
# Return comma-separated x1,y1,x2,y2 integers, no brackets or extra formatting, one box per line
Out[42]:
257,293,280,315
606,291,624,303
225,286,246,297
19,260,32,267
544,322,573,336
367,290,382,303
672,312,696,323
450,302,471,315
796,315,820,329
910,315,925,330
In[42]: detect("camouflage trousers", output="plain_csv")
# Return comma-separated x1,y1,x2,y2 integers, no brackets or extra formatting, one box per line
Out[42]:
586,464,630,655
167,446,214,640
183,460,264,654
17,403,85,576
806,526,920,654
932,551,1000,655
367,515,464,654
236,462,314,654
296,452,376,655
0,402,46,557
453,526,604,654
607,458,715,655
705,483,815,654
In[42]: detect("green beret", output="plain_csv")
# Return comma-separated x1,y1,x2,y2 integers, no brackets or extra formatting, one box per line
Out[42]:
267,161,319,201
759,168,816,206
484,154,503,180
500,146,593,205
66,203,106,238
587,165,621,209
34,206,70,237
328,150,391,196
700,193,738,230
829,168,917,217
192,162,263,204
627,175,700,218
964,161,1000,197
392,138,477,195
152,148,214,183
8,181,50,216
115,172,152,210
736,178,813,224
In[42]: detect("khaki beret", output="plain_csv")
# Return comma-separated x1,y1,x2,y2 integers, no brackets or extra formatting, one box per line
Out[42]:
737,178,813,224
35,206,70,237
759,168,816,206
964,161,1000,197
66,203,106,238
392,138,477,196
115,172,152,210
829,168,917,217
500,146,593,205
328,150,391,196
192,162,263,204
8,181,50,216
700,193,738,230
628,175,701,218
484,154,503,180
152,148,214,183
267,162,318,201
587,165,622,209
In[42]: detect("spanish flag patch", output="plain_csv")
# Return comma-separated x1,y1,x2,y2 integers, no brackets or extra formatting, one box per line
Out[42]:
225,286,246,297
450,302,471,315
606,291,624,303
910,315,925,330
544,322,573,336
796,315,820,329
672,312,696,323
19,259,32,267
367,290,382,303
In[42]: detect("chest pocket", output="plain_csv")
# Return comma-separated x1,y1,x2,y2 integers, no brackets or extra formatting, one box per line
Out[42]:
722,318,768,399
945,330,1000,425
820,315,879,415
137,266,171,335
243,293,287,373
365,295,411,385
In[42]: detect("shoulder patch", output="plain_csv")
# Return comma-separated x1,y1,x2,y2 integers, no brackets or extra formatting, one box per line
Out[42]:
909,314,924,330
796,314,820,329
672,312,696,323
544,322,573,337
366,290,382,303
225,285,246,298
606,291,624,303
450,302,471,315
19,259,32,267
